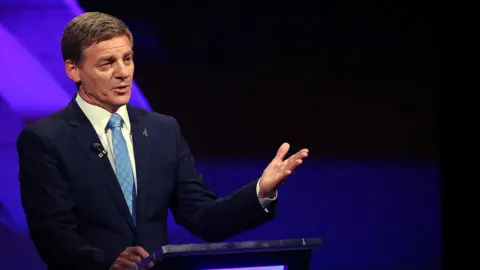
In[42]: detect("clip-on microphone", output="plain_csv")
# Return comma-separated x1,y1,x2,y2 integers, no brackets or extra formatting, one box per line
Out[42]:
92,143,108,158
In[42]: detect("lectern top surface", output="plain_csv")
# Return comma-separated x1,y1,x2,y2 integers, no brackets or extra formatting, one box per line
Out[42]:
135,238,321,270
160,238,321,256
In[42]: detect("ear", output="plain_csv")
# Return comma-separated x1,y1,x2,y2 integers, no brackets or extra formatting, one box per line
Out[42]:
65,60,81,83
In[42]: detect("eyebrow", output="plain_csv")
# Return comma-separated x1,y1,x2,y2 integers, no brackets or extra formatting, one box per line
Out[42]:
96,51,134,64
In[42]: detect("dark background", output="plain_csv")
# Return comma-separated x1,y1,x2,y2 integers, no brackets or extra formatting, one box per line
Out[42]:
78,0,439,160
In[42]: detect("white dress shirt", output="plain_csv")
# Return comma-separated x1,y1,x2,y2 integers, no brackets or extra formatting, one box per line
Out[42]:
75,94,276,210
76,94,138,193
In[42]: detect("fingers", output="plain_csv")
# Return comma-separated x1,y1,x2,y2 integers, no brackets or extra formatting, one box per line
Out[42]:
269,144,309,180
126,246,150,259
110,258,137,270
123,253,142,264
274,142,290,162
283,148,309,173
294,148,309,160
285,148,309,165
285,159,303,174
110,247,151,270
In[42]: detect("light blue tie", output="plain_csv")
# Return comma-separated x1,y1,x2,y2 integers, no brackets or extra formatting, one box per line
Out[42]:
108,113,136,223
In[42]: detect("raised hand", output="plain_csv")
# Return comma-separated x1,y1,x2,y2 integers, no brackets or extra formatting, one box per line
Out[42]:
258,142,309,198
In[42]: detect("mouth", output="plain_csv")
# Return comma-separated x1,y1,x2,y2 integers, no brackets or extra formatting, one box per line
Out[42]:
113,85,130,93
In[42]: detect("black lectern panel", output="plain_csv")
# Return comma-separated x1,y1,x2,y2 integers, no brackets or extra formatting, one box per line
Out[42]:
136,238,321,270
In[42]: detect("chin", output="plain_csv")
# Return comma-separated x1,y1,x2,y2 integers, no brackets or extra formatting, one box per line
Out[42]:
110,94,131,106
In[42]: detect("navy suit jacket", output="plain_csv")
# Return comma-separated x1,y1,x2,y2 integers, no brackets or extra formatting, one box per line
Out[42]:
17,98,277,270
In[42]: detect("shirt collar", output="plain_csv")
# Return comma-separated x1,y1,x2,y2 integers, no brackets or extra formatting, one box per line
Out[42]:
75,94,131,135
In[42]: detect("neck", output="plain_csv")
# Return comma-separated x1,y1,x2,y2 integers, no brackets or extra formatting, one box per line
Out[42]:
78,89,119,113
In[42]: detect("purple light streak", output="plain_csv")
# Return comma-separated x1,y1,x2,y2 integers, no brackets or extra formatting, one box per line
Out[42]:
0,0,151,234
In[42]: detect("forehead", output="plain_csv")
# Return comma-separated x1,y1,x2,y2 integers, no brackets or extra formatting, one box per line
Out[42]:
84,35,132,59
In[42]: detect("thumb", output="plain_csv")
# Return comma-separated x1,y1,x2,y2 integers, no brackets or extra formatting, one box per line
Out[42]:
274,142,290,161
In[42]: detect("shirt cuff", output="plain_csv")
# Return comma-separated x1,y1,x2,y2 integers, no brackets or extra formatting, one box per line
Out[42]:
256,179,278,212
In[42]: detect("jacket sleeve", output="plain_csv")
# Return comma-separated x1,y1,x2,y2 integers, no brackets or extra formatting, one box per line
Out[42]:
168,119,277,242
17,127,115,270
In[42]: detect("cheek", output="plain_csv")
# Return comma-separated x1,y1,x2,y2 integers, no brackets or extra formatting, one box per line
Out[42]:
82,72,111,91
97,74,114,94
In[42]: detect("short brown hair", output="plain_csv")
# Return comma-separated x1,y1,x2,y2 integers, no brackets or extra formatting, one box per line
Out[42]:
61,12,133,65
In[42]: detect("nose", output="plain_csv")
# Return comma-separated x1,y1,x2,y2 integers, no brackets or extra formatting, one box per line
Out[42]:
114,62,129,78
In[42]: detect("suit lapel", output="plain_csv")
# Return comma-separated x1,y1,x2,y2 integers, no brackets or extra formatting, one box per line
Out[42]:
64,99,136,231
128,106,152,223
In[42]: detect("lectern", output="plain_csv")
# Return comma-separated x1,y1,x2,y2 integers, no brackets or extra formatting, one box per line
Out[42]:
135,238,321,270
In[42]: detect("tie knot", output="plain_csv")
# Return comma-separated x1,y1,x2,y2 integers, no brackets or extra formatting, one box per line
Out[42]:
108,113,122,129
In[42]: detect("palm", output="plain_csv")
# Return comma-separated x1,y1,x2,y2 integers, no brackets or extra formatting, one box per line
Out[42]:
258,143,309,197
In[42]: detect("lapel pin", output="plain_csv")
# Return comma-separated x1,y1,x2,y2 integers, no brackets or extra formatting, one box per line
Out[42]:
143,128,148,137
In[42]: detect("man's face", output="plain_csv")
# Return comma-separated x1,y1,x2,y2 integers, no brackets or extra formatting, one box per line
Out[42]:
66,35,134,111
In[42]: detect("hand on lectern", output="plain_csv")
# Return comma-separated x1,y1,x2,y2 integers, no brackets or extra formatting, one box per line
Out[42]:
109,246,154,270
258,142,309,198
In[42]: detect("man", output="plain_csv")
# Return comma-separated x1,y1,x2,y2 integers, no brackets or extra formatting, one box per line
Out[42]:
17,12,308,270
